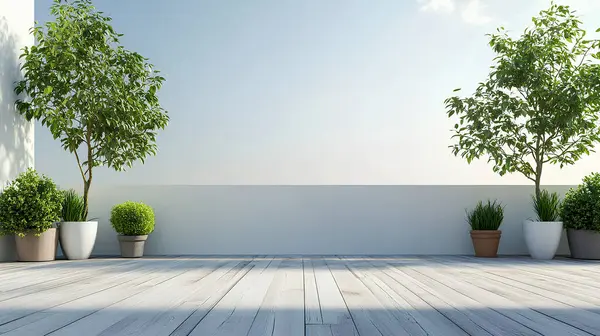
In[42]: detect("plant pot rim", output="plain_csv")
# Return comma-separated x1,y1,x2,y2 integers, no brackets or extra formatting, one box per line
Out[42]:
60,221,98,224
117,234,149,242
567,228,600,233
524,220,563,224
470,230,502,233
15,227,57,236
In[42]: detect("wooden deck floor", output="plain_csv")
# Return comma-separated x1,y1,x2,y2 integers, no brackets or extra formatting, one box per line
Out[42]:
0,256,600,335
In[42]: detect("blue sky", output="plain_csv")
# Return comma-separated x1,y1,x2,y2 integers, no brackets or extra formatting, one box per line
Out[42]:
33,0,600,186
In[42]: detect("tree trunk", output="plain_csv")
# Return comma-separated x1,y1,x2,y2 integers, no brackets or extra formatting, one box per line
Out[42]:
534,162,543,200
83,178,91,220
83,128,93,220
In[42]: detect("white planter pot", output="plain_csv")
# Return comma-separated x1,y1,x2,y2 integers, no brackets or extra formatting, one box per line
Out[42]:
523,220,563,260
59,221,98,260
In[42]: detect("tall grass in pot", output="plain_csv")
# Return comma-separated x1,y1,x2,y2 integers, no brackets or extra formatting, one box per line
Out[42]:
467,200,504,257
523,190,563,260
58,189,98,260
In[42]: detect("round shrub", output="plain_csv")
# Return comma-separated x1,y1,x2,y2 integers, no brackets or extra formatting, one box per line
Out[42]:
0,169,63,236
561,172,600,232
110,201,155,236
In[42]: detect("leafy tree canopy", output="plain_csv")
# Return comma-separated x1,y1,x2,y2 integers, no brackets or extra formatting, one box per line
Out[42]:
446,2,600,198
15,0,169,217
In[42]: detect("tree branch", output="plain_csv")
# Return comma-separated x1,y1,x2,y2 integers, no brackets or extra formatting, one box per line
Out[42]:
574,44,595,71
544,139,581,163
73,149,87,184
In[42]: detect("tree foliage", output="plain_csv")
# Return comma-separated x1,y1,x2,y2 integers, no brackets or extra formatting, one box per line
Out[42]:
15,0,169,217
561,172,600,231
445,2,600,198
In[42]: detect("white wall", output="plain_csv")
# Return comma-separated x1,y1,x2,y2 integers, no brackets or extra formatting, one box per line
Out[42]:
0,0,35,261
85,185,572,256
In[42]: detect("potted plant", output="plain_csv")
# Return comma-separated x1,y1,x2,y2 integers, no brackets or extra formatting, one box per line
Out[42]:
0,169,63,262
446,4,600,254
110,201,155,258
561,173,600,260
523,190,563,259
466,200,504,258
58,189,98,260
14,0,169,224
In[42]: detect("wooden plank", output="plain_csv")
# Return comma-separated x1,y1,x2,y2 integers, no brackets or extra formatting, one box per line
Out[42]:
391,264,538,336
347,257,467,336
131,258,254,336
247,258,304,336
453,255,600,281
168,258,257,336
0,259,187,325
416,258,588,336
367,258,493,336
435,257,600,335
440,256,600,307
304,258,323,324
454,256,600,291
96,259,250,336
187,257,281,336
465,261,600,306
44,258,231,336
312,258,359,336
0,260,141,298
326,257,410,336
342,257,428,336
306,325,334,336
0,258,195,335
464,272,600,335
450,256,600,303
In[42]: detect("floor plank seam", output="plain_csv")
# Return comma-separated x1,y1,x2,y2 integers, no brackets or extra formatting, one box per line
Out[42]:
171,257,257,335
43,259,200,335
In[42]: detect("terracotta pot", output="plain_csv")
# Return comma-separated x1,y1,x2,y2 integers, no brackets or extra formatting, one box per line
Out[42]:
470,230,501,258
15,228,58,262
117,235,148,258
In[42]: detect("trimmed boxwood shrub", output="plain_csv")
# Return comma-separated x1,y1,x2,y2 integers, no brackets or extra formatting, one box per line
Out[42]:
0,169,63,236
561,173,600,232
110,201,155,236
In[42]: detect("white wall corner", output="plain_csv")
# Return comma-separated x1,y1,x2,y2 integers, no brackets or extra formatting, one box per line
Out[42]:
0,0,34,262
0,0,35,188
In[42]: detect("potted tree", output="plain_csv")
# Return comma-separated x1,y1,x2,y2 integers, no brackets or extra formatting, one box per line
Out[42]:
445,3,600,258
59,189,97,260
466,200,504,258
523,190,563,259
110,201,155,258
0,169,63,262
561,173,600,260
13,0,169,259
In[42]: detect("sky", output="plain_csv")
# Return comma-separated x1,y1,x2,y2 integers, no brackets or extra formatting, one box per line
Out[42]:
32,0,600,187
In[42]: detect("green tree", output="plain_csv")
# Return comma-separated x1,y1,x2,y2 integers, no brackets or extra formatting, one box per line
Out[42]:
445,3,600,199
15,0,169,218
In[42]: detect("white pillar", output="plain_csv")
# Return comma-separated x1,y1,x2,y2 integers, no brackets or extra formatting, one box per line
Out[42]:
0,0,35,261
